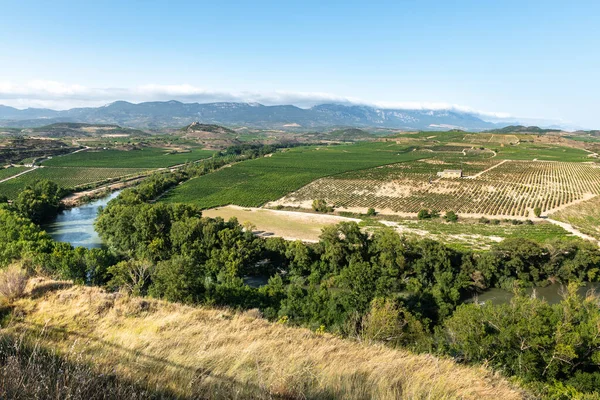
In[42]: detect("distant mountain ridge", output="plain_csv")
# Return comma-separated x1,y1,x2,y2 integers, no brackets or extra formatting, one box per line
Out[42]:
0,100,500,130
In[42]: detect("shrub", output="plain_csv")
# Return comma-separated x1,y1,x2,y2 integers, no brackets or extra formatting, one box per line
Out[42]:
479,217,490,224
366,207,377,216
533,206,542,218
0,265,28,303
417,209,431,220
361,297,427,348
444,211,458,222
312,199,333,213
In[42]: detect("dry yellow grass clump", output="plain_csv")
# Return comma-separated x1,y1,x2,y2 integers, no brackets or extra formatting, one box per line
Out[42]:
5,278,525,400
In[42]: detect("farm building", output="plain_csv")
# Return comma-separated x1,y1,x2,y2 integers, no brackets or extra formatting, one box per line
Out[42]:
437,169,463,178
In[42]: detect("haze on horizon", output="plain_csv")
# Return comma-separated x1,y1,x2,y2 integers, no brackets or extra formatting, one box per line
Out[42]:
0,0,598,129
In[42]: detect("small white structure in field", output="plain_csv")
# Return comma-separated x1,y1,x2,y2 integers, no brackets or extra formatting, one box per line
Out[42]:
437,169,463,178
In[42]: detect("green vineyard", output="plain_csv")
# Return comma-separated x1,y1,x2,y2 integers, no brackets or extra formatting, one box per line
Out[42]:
42,147,215,168
162,143,431,208
0,167,151,199
0,167,29,181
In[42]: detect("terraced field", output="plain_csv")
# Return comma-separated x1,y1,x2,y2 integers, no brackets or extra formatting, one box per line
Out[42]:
274,160,600,217
42,147,215,168
162,143,432,208
0,167,150,199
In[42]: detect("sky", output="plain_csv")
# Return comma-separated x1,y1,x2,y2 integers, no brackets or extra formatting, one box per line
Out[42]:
0,0,599,128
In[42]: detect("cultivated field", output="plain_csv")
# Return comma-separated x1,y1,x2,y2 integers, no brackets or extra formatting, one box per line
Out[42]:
372,218,576,250
162,143,431,208
42,147,214,168
550,195,600,239
0,166,29,182
274,160,600,217
0,167,150,199
202,205,361,242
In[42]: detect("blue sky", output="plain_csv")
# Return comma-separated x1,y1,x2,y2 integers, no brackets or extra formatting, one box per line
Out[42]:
0,0,599,128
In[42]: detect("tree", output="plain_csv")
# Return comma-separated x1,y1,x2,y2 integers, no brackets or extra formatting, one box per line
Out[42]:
361,297,426,347
149,255,205,303
107,259,154,296
534,206,542,218
13,179,63,224
366,207,377,216
440,285,600,391
444,211,458,222
417,209,430,220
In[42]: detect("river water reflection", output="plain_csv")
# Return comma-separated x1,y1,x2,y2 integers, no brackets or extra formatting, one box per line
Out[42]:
44,191,120,248
471,282,600,305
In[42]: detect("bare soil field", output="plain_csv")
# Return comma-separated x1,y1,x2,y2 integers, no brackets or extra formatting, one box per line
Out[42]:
202,205,360,242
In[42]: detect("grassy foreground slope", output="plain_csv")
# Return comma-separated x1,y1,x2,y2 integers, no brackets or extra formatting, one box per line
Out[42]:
163,143,430,208
3,278,524,400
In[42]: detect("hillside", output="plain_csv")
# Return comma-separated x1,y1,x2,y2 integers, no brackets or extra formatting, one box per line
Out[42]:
325,127,374,140
2,278,524,400
181,122,237,138
0,101,498,131
484,125,562,134
25,122,149,138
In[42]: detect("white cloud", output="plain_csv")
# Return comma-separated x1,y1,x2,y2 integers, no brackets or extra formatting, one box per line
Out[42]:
0,80,506,112
6,80,577,126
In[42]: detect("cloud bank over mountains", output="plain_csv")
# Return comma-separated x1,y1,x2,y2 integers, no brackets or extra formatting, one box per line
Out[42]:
0,80,573,129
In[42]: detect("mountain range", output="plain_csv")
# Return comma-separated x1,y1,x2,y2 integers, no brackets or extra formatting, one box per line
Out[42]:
0,101,505,130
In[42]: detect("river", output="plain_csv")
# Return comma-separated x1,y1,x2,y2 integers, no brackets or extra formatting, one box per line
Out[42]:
469,282,600,305
44,191,120,248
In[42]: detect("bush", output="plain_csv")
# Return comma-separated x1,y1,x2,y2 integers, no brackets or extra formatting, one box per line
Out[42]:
478,217,490,224
0,265,28,303
444,211,458,222
361,297,426,348
533,206,542,218
417,209,430,220
312,199,333,213
366,208,377,217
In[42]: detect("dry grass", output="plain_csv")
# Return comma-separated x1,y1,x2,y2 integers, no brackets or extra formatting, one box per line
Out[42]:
203,205,360,242
4,278,526,399
0,264,28,304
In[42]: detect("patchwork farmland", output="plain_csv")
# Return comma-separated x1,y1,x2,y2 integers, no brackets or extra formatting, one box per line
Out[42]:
271,160,600,217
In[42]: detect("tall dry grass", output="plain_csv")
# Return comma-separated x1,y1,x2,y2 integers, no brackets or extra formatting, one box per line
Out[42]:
3,278,526,399
0,264,28,304
0,333,176,399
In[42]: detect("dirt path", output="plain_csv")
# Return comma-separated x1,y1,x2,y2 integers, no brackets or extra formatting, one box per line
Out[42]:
0,166,37,183
544,193,597,215
61,176,148,206
465,159,508,179
545,217,600,245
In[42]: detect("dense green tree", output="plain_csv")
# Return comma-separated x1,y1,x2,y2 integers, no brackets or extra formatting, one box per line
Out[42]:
13,179,64,224
440,284,600,391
